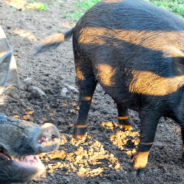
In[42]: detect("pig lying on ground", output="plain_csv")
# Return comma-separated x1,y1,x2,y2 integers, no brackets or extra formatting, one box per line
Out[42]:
0,27,60,183
35,0,184,176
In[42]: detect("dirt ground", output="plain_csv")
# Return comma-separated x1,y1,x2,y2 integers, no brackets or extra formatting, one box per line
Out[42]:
1,0,184,183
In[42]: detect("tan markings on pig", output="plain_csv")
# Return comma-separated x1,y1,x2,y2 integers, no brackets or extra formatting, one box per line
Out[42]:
78,27,184,52
129,70,184,96
75,125,88,128
96,64,117,86
82,96,92,101
79,28,107,46
140,142,153,145
78,27,184,94
182,145,184,152
118,116,129,120
76,67,85,81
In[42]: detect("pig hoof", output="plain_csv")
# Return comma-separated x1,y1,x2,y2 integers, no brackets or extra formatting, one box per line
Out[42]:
133,168,145,176
73,126,87,140
72,133,87,142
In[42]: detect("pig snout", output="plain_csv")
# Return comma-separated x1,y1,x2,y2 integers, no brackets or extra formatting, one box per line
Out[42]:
0,113,60,183
31,123,60,154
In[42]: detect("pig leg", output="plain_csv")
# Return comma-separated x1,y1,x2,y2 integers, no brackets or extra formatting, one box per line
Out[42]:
117,103,133,130
73,60,97,140
133,110,160,176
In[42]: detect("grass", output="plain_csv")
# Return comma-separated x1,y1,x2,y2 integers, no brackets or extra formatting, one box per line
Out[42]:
75,0,101,10
26,2,49,11
146,0,184,18
65,0,184,21
64,0,100,21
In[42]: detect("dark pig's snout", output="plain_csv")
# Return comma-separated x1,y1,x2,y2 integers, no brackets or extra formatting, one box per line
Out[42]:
31,123,60,154
0,113,60,183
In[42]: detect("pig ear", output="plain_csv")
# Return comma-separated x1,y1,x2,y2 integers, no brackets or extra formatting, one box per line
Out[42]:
172,56,184,76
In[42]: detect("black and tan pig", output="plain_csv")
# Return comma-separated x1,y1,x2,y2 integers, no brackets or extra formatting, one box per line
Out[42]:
35,0,184,175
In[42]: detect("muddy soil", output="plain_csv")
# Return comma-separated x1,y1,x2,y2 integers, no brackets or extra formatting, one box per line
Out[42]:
1,0,184,183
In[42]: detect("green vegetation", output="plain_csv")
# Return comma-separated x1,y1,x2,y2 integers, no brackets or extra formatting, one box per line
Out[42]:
51,0,63,5
26,2,49,11
64,0,100,21
65,0,184,21
75,0,101,9
147,0,184,18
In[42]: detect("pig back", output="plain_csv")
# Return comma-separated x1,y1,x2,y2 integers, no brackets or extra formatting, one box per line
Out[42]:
73,0,184,111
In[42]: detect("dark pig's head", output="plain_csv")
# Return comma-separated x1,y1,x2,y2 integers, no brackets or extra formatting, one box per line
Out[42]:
0,113,60,183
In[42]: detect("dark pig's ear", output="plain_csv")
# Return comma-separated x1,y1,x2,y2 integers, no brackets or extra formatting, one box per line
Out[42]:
172,54,184,76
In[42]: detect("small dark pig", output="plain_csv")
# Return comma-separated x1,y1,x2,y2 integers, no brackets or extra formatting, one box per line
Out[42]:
35,0,184,175
0,113,60,184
